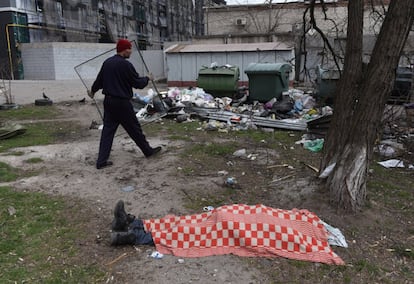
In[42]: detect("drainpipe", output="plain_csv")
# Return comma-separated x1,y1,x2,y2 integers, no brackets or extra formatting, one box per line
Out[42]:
5,23,27,80
205,6,208,35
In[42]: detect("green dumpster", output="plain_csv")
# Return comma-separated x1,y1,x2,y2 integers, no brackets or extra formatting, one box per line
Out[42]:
197,65,240,97
315,65,341,103
244,63,292,102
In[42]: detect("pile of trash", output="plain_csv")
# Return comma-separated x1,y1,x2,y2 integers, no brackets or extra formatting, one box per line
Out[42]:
130,86,336,153
132,86,333,135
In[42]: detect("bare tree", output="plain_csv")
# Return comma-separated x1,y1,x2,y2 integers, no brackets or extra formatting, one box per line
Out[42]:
234,1,287,35
0,64,14,105
315,0,414,211
297,1,347,82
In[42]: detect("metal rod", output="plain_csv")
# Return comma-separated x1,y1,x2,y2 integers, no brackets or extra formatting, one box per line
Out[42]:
74,66,104,121
200,112,308,131
132,40,167,113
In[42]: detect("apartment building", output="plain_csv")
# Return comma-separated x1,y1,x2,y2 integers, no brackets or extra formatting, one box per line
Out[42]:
0,0,226,79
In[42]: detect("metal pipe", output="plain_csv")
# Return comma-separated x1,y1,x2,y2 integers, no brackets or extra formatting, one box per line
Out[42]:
73,66,104,121
200,111,308,131
132,40,167,113
4,24,27,80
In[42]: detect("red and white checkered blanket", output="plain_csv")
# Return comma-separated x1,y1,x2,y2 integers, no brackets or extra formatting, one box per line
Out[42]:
144,204,344,265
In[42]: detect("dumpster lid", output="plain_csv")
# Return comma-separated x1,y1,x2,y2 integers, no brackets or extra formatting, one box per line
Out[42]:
317,65,341,80
244,63,292,74
198,65,240,76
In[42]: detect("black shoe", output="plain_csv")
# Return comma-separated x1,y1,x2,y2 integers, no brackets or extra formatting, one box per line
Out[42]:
110,231,136,246
111,200,128,231
127,213,136,224
96,161,113,169
145,146,161,158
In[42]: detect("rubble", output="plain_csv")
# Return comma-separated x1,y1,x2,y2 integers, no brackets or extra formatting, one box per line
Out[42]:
133,86,326,132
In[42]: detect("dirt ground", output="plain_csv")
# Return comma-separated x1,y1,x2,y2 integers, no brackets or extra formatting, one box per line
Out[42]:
2,80,413,283
3,80,270,283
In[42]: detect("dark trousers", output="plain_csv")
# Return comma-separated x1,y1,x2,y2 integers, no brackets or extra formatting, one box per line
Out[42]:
130,219,154,245
96,96,153,167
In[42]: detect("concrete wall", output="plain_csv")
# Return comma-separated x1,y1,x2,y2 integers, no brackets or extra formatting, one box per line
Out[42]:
21,42,165,81
204,4,349,38
204,3,389,39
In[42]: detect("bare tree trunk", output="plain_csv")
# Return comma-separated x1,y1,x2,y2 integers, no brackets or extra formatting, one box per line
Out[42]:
321,0,414,212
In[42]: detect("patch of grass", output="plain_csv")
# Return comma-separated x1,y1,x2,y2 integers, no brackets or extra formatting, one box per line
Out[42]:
185,142,237,157
141,120,203,141
236,129,300,145
353,259,381,275
367,164,414,211
178,166,195,175
0,121,82,153
183,194,227,211
287,259,312,268
0,186,105,282
2,150,25,156
167,134,193,141
144,120,200,134
391,244,413,260
167,121,201,133
24,157,43,164
0,123,54,152
0,105,59,121
0,162,18,182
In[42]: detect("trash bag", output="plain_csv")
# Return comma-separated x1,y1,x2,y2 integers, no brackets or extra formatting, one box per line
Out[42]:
271,98,294,114
304,139,324,152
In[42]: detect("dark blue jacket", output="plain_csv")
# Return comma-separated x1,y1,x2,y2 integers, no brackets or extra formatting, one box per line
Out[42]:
92,54,149,99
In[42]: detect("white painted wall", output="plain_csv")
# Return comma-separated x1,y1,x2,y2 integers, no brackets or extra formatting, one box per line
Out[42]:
20,42,165,81
166,49,295,84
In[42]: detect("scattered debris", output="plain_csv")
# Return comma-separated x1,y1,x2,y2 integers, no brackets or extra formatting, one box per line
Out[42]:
121,185,135,192
8,206,16,216
322,220,348,248
89,120,100,129
303,138,324,152
319,163,336,179
149,251,164,259
378,159,405,168
0,122,27,139
105,252,128,266
233,148,247,157
203,206,214,211
269,174,295,184
302,163,319,173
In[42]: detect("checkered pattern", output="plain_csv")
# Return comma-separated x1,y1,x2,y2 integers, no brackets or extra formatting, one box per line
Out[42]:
144,204,344,265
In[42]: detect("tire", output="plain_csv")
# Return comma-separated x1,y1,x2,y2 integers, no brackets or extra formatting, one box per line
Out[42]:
35,99,53,106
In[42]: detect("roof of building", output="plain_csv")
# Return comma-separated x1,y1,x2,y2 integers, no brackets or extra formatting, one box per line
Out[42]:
165,42,293,53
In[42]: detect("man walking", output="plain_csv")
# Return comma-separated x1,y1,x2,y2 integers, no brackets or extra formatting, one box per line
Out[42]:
90,39,161,169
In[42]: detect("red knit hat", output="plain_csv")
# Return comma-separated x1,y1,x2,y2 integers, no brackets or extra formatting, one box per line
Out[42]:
116,39,132,53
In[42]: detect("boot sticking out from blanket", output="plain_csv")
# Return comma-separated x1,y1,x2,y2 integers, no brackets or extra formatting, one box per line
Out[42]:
111,200,136,231
110,220,155,246
110,231,136,246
